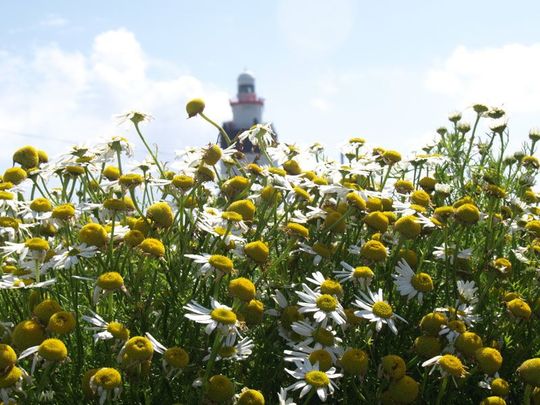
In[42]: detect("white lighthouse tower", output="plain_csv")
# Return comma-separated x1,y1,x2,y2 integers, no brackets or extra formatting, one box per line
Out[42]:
221,71,276,164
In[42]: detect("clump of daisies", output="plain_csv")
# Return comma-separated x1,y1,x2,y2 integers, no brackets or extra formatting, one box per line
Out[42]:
0,101,537,403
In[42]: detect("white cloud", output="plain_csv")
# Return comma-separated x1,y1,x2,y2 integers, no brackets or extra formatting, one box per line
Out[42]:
0,28,231,167
426,43,540,113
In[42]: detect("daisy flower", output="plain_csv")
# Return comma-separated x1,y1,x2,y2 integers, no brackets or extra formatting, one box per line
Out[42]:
436,304,480,327
305,272,343,297
202,334,254,362
392,259,434,304
353,288,407,335
89,367,123,405
277,387,297,405
290,321,343,355
284,345,338,371
291,242,330,266
184,298,240,337
285,358,342,402
457,280,478,304
82,311,130,344
237,123,276,148
115,111,153,126
184,253,234,278
48,243,98,270
266,290,305,341
0,275,54,290
145,333,190,379
422,354,468,379
19,338,68,374
0,366,28,404
92,272,129,305
433,244,472,264
295,284,346,327
334,261,374,289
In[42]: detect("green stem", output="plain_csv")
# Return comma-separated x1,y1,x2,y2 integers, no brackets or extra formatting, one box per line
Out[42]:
200,112,231,146
524,384,533,405
134,122,165,177
435,376,448,405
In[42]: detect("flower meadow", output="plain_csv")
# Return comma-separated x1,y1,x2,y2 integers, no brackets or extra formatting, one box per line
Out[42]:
0,101,540,405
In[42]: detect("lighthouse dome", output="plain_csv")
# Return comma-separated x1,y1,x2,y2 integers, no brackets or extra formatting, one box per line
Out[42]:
237,71,255,86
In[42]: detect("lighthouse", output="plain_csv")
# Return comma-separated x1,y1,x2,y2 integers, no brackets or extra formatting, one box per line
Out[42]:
220,71,277,164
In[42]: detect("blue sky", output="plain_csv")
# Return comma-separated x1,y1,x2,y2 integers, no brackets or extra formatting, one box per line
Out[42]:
2,1,540,168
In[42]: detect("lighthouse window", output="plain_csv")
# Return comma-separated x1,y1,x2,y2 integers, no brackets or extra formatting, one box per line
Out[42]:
239,84,254,93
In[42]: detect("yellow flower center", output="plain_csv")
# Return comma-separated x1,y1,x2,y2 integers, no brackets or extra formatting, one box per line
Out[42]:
210,308,237,325
372,301,393,318
387,375,419,403
172,174,195,190
0,344,16,369
203,144,222,165
11,320,45,351
208,255,234,273
164,347,189,368
394,215,422,239
124,336,153,361
0,191,14,200
293,186,312,202
244,241,269,263
30,197,52,212
320,280,343,296
308,349,333,371
0,217,19,229
47,311,76,335
119,173,144,188
439,354,466,377
361,240,388,262
25,237,50,251
455,332,482,357
411,273,434,293
475,347,502,375
340,348,368,376
238,389,265,405
146,202,173,228
353,266,374,279
221,176,250,197
312,327,335,346
38,338,68,361
52,204,75,220
93,367,122,390
286,222,309,238
221,211,243,222
313,242,332,257
518,358,540,387
281,306,303,330
381,355,406,380
107,322,130,341
507,298,532,319
97,272,124,290
316,294,338,312
228,277,256,302
13,145,39,168
79,223,108,247
0,366,22,388
227,199,255,221
3,167,27,185
218,346,237,358
139,238,165,258
207,374,235,402
305,370,330,388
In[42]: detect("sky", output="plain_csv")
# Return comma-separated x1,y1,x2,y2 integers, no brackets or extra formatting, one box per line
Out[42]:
1,0,540,169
